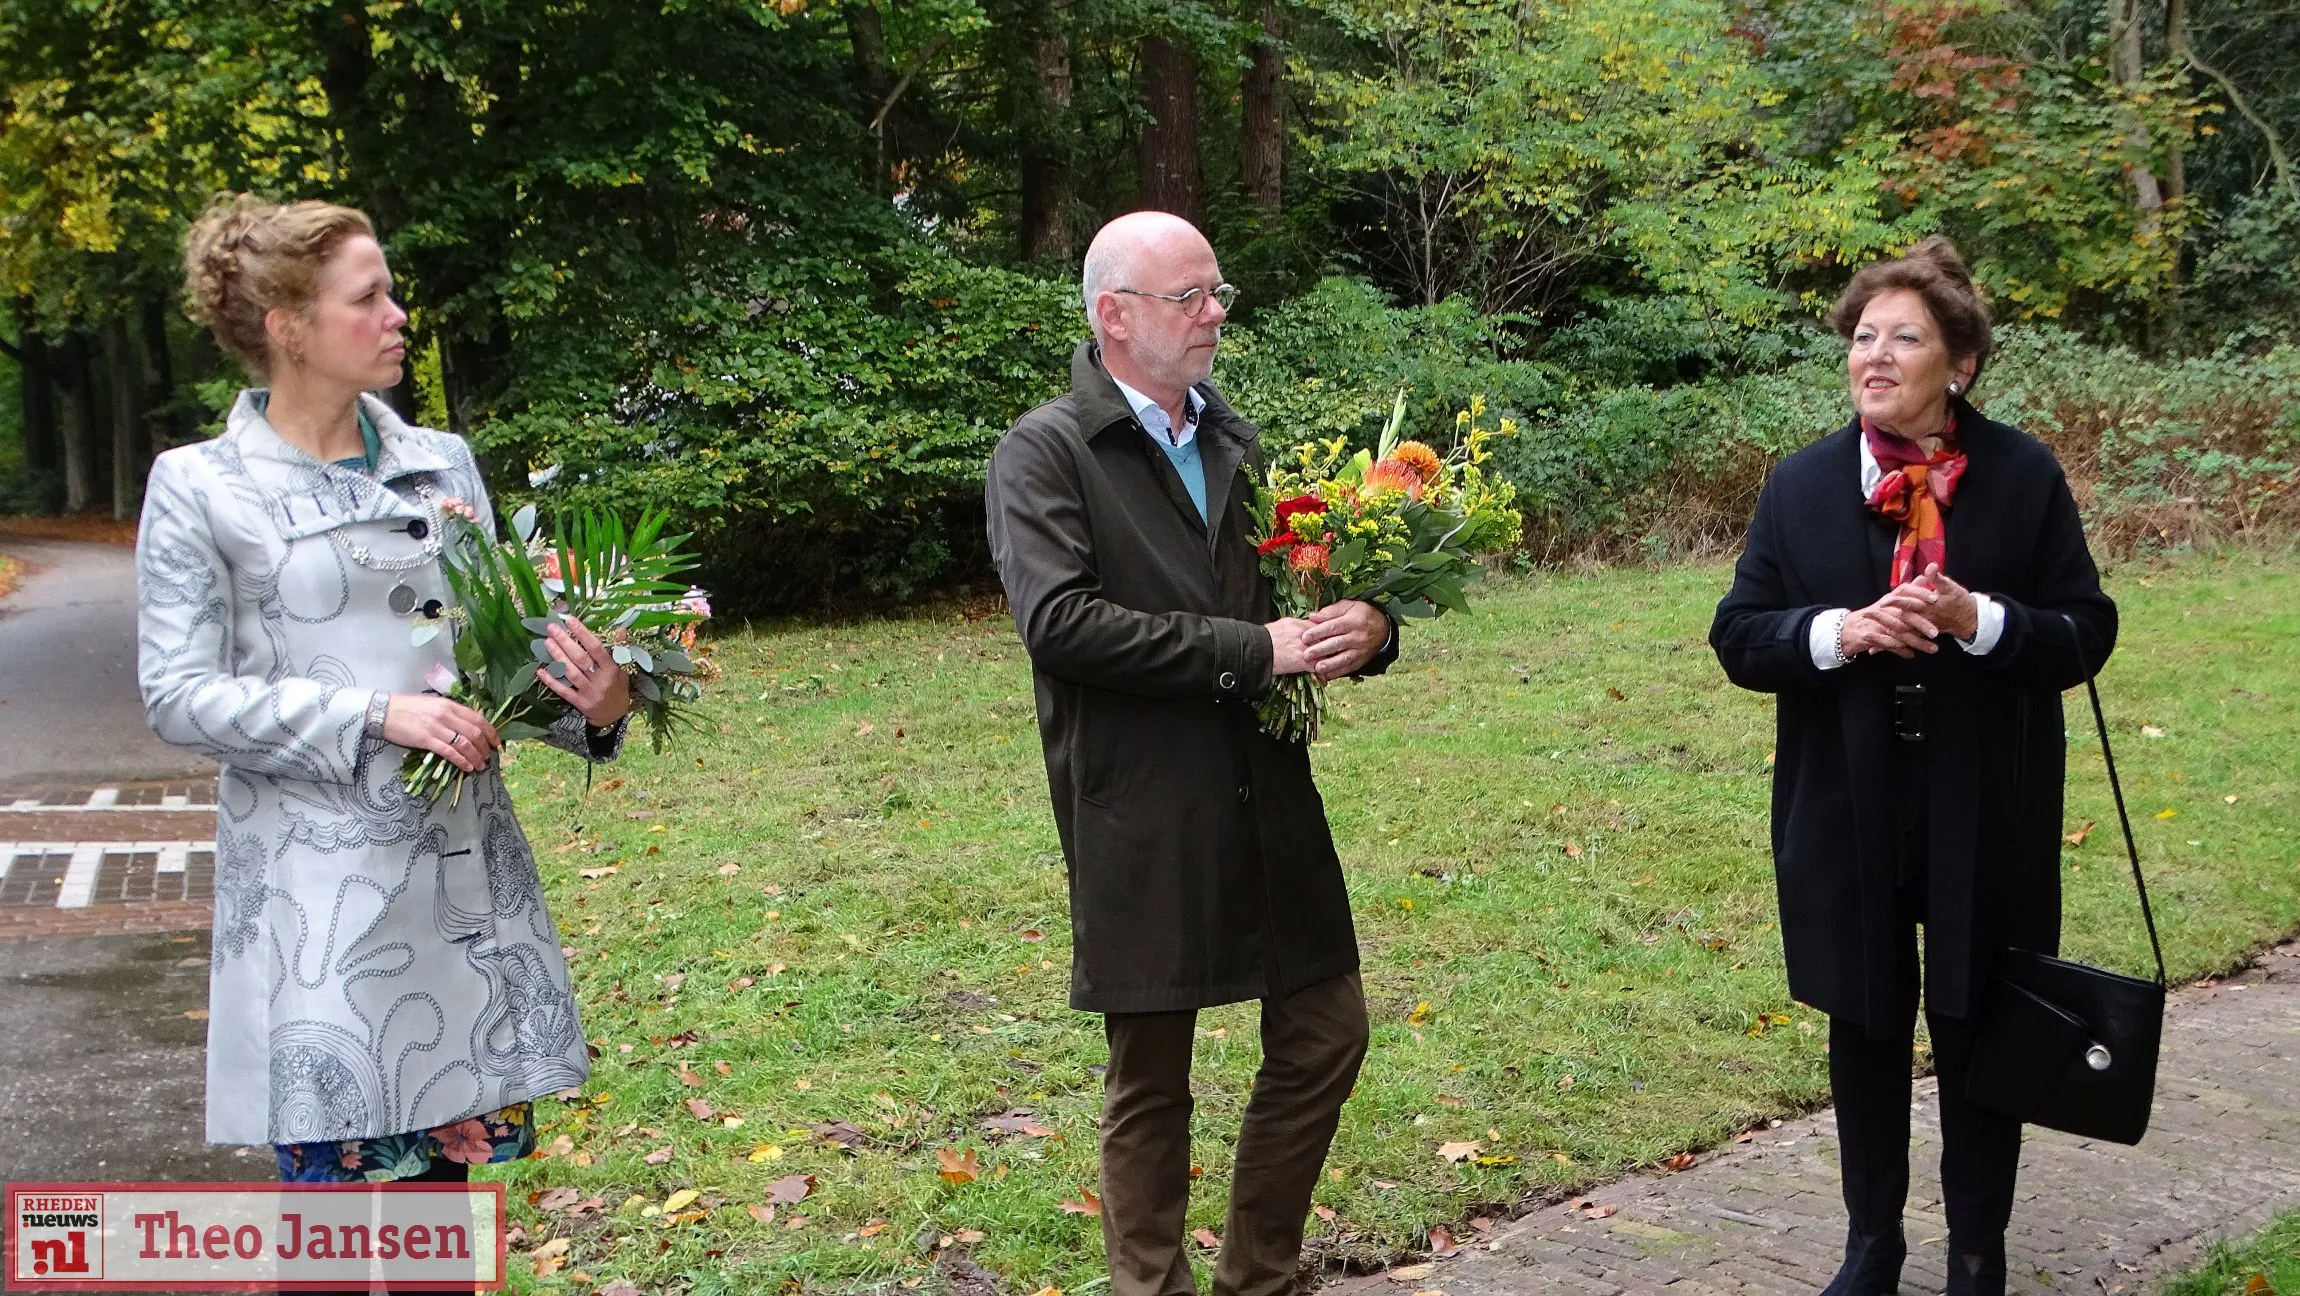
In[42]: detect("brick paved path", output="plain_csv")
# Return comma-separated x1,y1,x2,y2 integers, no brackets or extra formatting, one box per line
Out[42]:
1335,940,2300,1296
0,779,217,942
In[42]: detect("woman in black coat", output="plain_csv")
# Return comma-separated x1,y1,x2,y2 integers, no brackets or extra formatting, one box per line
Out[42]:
1710,237,2116,1296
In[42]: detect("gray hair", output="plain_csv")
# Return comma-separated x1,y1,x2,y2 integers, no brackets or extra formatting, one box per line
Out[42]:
1081,238,1129,341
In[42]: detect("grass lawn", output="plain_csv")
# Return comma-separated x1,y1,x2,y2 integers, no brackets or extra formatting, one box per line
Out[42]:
2163,1211,2300,1296
490,548,2300,1295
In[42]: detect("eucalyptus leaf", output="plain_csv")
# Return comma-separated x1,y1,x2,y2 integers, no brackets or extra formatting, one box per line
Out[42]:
410,623,442,647
612,645,633,665
520,617,554,635
499,720,551,742
655,650,694,674
548,660,569,680
512,503,538,544
530,639,555,663
633,645,655,673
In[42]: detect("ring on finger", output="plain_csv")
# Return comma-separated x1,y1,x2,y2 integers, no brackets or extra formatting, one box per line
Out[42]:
449,731,464,746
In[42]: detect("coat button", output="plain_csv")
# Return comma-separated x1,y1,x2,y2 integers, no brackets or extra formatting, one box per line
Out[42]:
1238,784,1252,804
405,517,430,540
1218,671,1238,691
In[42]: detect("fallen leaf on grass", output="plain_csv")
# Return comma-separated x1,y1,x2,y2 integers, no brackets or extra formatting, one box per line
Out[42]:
1606,687,1627,701
1192,1228,1222,1250
535,1187,583,1212
2066,821,2095,846
2242,1275,2270,1296
714,1060,732,1075
661,1189,699,1214
747,1144,783,1163
983,1109,1057,1137
642,1145,673,1164
717,863,741,876
529,1238,570,1277
685,1098,716,1121
1436,1141,1480,1163
1662,1152,1698,1172
1407,1000,1432,1025
1433,1093,1465,1108
955,1230,985,1243
1058,1191,1102,1217
936,1146,981,1184
746,1204,776,1225
1019,929,1044,942
542,1134,574,1159
859,1222,889,1238
2155,808,2179,820
2141,724,2166,738
1313,1205,1337,1222
1390,1264,1435,1281
1428,1226,1459,1257
765,1174,816,1205
1579,1203,1618,1220
598,1282,640,1296
810,1120,866,1150
1563,842,1582,859
856,722,874,737
678,1064,703,1087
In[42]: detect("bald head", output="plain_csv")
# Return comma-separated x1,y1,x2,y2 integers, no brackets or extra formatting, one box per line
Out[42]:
1081,212,1214,338
1079,211,1229,410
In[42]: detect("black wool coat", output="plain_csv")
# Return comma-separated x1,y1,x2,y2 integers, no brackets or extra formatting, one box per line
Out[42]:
1710,400,2117,1032
985,341,1396,1015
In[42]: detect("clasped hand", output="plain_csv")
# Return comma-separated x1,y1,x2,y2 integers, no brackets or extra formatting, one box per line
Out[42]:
382,615,632,774
1268,599,1388,681
1839,562,1980,660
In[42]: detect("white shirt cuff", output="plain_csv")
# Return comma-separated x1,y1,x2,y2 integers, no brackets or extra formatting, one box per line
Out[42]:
1957,594,2006,656
1810,608,1851,671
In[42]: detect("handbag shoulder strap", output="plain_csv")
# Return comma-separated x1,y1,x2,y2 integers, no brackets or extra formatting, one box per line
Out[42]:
2061,612,2168,987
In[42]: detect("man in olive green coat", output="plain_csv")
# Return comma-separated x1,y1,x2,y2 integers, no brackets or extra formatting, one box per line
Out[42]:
986,211,1398,1296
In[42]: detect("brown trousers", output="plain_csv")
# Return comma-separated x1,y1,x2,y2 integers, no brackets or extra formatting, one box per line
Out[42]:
1098,971,1369,1296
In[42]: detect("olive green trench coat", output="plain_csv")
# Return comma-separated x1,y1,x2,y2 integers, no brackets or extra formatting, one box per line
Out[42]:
985,342,1395,1014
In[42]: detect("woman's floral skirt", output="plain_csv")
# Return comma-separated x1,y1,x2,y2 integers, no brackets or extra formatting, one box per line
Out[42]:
273,1103,536,1182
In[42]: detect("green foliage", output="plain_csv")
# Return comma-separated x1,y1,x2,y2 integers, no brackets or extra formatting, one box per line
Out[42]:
473,238,1081,606
1219,276,1557,452
1296,0,1907,320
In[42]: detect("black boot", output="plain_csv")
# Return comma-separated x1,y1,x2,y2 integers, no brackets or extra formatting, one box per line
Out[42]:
1944,1243,2006,1296
1820,1227,1906,1296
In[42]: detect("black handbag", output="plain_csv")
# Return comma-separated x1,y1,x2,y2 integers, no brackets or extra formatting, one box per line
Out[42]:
1964,614,2166,1146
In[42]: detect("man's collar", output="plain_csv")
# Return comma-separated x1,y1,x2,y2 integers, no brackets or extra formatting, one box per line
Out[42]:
1109,374,1204,446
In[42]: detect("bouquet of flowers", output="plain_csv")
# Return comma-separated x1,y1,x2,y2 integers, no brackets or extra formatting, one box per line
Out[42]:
402,503,718,804
1248,393,1522,743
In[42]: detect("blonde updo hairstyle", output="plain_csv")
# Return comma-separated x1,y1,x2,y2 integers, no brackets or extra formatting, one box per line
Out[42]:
181,194,376,377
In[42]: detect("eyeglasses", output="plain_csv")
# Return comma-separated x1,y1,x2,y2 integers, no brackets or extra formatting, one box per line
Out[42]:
1113,283,1238,318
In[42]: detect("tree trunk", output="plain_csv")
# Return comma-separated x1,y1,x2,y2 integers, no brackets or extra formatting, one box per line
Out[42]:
104,314,145,521
137,296,183,451
1019,0,1076,262
2163,0,2187,205
13,299,60,478
308,0,401,230
2112,0,2164,211
1137,34,1202,223
848,1,895,191
1239,0,1285,216
58,334,98,514
438,325,511,439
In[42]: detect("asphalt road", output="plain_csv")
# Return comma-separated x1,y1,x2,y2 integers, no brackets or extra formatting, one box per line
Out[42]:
0,538,212,786
0,930,262,1182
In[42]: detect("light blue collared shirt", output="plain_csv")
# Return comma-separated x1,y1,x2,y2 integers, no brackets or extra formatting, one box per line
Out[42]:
1111,376,1209,522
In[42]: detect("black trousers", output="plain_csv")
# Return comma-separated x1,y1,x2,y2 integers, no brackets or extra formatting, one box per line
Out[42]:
297,1157,476,1296
1831,763,2024,1266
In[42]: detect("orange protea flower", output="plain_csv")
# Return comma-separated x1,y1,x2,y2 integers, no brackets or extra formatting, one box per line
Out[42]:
1391,440,1443,484
1365,458,1425,498
1289,543,1332,574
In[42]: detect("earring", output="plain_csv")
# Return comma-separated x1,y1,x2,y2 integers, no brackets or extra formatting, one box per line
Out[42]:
1948,381,1962,395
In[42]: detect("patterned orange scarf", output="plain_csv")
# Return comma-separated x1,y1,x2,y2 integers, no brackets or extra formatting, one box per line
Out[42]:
1864,414,1967,588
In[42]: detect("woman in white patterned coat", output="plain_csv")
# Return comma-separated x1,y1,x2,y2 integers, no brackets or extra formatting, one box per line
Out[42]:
137,195,626,1184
